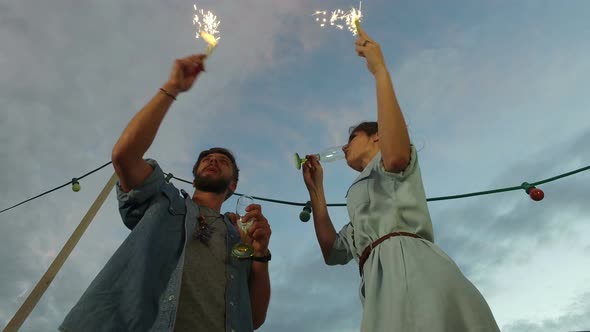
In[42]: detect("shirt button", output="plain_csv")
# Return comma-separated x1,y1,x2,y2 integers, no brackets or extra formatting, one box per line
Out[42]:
230,274,235,279
230,301,234,306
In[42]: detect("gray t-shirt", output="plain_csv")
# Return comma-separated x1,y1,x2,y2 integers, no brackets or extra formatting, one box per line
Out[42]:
174,206,228,332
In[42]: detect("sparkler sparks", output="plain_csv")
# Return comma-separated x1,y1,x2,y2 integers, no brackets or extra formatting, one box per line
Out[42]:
192,4,221,55
313,1,363,36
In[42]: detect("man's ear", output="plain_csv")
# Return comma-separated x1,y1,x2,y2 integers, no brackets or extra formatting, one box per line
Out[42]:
228,181,237,194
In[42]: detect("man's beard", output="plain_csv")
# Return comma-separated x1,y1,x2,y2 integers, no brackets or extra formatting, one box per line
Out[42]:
194,174,231,194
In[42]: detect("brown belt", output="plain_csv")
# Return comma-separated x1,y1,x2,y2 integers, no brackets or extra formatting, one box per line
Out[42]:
359,231,421,277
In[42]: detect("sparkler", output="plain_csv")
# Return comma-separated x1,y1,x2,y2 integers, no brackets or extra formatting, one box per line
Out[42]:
192,4,221,55
313,1,363,36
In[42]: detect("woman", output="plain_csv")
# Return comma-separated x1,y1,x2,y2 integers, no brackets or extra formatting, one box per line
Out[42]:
302,27,500,331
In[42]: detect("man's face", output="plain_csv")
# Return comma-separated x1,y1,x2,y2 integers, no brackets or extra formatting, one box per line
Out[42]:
193,152,236,194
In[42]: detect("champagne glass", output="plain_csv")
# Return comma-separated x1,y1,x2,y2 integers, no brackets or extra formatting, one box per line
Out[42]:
294,145,345,170
231,195,255,258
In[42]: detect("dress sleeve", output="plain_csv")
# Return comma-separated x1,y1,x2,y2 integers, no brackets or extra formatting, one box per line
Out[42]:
116,159,166,230
325,222,356,265
377,144,419,181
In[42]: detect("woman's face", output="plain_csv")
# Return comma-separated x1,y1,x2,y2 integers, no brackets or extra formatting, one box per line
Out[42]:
342,130,378,172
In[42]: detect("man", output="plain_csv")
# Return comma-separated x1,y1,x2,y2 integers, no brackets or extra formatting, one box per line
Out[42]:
60,54,272,332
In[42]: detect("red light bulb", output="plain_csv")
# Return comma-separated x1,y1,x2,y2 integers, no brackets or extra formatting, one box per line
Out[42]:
529,188,544,201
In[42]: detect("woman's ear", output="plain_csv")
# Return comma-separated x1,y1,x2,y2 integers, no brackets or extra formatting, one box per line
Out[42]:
372,133,380,142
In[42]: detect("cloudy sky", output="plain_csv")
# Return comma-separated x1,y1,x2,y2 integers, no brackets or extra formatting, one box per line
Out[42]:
1,0,590,331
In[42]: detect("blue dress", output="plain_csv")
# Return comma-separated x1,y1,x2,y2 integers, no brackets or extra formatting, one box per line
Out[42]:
326,146,500,331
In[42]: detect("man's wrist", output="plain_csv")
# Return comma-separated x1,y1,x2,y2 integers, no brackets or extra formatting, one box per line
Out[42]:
161,82,179,98
252,249,271,263
253,248,270,257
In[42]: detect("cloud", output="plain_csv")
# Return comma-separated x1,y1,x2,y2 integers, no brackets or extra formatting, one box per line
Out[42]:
427,129,590,325
502,292,590,332
263,245,362,332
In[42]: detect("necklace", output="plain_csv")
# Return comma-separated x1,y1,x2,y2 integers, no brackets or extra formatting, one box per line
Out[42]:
193,213,221,245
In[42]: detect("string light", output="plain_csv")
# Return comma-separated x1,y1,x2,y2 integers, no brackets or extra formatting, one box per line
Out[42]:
165,173,174,183
1,162,589,216
71,178,81,192
299,201,312,222
521,182,544,201
0,162,111,214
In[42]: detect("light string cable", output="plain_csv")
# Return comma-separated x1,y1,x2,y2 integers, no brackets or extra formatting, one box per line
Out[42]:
2,161,589,214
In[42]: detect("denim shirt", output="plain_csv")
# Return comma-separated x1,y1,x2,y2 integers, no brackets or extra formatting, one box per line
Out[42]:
59,159,253,332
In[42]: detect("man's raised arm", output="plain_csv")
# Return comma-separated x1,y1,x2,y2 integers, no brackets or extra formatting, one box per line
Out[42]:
111,54,207,192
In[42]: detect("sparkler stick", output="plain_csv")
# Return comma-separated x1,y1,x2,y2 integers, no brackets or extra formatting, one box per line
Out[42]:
193,4,220,56
201,32,218,55
353,1,362,34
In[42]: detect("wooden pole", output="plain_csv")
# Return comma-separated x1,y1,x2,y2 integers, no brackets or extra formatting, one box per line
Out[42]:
3,172,118,332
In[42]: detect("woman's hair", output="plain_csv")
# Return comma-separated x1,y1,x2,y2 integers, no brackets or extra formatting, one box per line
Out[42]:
348,121,378,141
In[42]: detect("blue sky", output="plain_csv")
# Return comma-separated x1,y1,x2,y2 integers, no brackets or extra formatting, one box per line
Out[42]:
1,0,590,331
